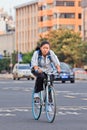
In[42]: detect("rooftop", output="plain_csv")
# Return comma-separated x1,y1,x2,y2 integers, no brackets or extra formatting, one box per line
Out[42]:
15,0,39,9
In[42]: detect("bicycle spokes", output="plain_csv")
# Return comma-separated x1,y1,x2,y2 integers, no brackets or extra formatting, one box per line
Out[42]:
46,87,56,123
32,91,42,120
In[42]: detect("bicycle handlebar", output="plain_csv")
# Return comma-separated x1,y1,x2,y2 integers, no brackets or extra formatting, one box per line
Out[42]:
42,69,58,76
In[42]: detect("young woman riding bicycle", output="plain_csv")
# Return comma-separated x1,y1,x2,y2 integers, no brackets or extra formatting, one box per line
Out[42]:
31,41,61,101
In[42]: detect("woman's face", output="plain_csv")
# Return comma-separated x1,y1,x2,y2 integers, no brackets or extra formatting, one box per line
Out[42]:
40,44,50,56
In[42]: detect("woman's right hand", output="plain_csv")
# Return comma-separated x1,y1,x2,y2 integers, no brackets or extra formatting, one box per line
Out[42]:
34,66,42,73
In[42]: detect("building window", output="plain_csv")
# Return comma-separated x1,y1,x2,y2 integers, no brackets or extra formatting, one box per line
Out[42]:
78,13,82,19
39,16,43,22
43,16,47,21
47,3,53,9
54,1,75,6
60,24,75,30
78,25,81,31
53,24,57,30
38,6,42,10
78,1,81,7
59,13,75,18
53,13,60,18
38,5,46,10
42,27,48,32
38,28,42,33
47,15,53,20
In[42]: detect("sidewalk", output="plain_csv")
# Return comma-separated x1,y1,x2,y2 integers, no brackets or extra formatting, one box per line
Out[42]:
0,73,13,79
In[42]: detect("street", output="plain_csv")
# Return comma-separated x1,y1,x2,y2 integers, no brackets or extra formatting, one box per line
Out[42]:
0,79,87,130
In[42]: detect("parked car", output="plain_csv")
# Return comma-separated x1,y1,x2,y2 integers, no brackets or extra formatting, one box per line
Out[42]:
12,63,35,80
54,62,75,83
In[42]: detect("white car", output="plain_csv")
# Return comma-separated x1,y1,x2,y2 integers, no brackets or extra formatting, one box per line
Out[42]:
12,63,35,80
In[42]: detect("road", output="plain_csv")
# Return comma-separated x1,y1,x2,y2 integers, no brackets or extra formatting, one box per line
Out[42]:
0,79,87,130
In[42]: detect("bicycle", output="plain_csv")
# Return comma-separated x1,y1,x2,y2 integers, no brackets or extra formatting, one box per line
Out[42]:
32,71,57,123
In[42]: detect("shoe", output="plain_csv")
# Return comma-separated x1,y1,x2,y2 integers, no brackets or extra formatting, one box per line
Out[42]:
47,105,52,112
34,93,40,103
34,93,39,98
34,97,40,104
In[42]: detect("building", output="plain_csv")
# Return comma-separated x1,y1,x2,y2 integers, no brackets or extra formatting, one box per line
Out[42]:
0,8,15,34
38,0,82,37
0,8,15,55
15,0,82,53
0,32,15,55
82,0,87,40
15,0,38,53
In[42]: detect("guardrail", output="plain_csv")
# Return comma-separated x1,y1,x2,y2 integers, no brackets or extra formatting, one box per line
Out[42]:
75,71,87,80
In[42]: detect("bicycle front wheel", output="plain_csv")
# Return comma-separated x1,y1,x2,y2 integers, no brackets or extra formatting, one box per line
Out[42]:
32,91,42,120
45,86,56,123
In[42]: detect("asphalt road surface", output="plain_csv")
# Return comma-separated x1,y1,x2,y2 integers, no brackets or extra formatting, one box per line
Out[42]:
0,79,87,130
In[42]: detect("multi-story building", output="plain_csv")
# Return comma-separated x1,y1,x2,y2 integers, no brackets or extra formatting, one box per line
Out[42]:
0,8,15,55
0,33,15,55
15,0,82,53
38,0,82,36
15,0,38,53
82,0,87,41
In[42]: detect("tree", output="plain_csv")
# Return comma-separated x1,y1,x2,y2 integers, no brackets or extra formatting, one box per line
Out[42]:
38,29,84,67
0,58,10,73
22,51,34,64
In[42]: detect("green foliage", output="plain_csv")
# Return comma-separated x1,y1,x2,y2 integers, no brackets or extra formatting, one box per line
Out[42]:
22,51,34,63
0,58,10,73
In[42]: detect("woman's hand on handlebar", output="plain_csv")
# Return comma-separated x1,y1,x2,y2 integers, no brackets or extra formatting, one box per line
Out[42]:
34,66,43,73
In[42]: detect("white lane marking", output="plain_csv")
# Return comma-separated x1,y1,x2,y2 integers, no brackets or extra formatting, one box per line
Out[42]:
57,106,87,115
0,106,87,117
0,107,31,117
81,98,87,101
58,111,80,115
0,113,16,117
64,95,76,98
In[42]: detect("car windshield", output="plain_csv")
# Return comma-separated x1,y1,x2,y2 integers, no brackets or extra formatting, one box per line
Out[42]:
18,65,30,70
60,63,70,71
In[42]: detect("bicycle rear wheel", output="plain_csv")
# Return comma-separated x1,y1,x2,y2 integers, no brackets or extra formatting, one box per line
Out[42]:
45,85,56,123
32,91,42,120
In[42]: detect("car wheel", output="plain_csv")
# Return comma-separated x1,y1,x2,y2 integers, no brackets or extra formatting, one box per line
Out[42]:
17,78,20,80
31,77,34,80
27,78,30,80
13,77,16,80
70,80,75,83
62,81,65,83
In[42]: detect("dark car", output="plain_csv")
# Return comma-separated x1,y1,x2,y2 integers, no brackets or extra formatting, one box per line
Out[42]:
54,62,75,83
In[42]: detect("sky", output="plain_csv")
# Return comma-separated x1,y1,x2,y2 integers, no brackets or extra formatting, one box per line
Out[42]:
0,0,32,18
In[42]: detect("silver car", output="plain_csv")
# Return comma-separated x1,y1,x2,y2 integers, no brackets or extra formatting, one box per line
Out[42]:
12,63,35,80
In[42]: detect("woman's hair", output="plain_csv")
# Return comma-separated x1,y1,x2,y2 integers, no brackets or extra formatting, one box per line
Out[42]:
35,41,50,51
40,41,50,47
35,46,40,51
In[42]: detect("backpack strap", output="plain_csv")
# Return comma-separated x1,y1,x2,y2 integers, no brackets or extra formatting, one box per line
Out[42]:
37,50,52,66
37,50,55,70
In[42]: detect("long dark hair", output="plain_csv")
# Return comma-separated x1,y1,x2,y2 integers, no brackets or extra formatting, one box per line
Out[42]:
35,46,40,51
35,41,50,51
